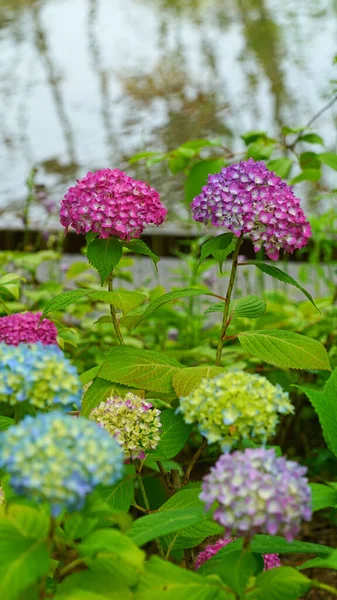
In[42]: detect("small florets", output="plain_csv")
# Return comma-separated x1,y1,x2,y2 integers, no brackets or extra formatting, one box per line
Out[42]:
179,371,293,449
0,412,124,515
200,448,312,542
60,168,167,240
90,393,161,459
0,312,58,346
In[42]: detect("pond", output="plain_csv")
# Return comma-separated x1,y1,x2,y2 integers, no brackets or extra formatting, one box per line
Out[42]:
0,0,336,229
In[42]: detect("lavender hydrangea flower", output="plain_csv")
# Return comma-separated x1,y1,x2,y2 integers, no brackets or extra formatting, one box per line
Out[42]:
200,448,311,541
195,537,281,571
0,312,58,346
60,168,167,240
90,393,161,459
179,370,293,449
0,412,124,515
191,158,311,260
0,342,82,410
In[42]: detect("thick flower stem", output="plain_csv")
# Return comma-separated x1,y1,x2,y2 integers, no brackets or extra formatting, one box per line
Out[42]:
107,272,125,345
215,235,243,366
135,459,165,558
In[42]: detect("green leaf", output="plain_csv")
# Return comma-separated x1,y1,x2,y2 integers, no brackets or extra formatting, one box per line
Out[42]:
122,239,160,270
298,549,337,571
238,329,331,371
200,535,332,557
0,416,14,431
81,378,116,416
54,573,133,600
299,133,324,144
300,151,321,170
99,348,182,394
299,368,337,456
96,475,134,512
241,131,266,145
232,295,266,319
90,290,147,315
147,410,192,460
87,237,123,285
318,152,337,170
255,566,311,600
184,159,226,204
159,487,222,550
0,517,50,600
129,151,165,165
135,288,217,328
310,483,337,511
41,289,90,317
200,549,261,595
204,302,225,315
267,158,293,178
129,507,207,546
200,233,235,272
172,366,224,396
291,169,321,183
247,261,319,311
7,505,49,539
79,366,101,385
135,556,232,600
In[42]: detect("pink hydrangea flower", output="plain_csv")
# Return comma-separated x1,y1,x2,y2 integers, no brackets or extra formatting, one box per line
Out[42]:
191,158,311,260
195,538,281,571
0,312,58,346
60,169,167,240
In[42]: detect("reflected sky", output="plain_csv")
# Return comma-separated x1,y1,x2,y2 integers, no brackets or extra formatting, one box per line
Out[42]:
0,0,336,227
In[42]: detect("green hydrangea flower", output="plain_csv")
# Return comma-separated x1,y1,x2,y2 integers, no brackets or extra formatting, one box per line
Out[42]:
90,393,162,459
179,371,293,448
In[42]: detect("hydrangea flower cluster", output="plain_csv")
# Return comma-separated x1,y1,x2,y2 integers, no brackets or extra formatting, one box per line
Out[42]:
195,538,281,571
0,412,124,515
0,312,58,346
191,158,311,260
179,371,293,448
0,342,82,410
60,168,167,240
200,448,312,541
90,393,161,459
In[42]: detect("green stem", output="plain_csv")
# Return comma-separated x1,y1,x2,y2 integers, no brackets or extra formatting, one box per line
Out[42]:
135,459,165,558
14,405,21,424
183,438,207,485
58,557,87,579
215,235,243,366
312,579,337,596
107,272,125,345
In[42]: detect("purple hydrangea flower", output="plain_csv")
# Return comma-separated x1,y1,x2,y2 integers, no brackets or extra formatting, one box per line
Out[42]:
200,448,311,542
191,158,311,260
60,168,167,240
0,312,58,346
195,537,281,571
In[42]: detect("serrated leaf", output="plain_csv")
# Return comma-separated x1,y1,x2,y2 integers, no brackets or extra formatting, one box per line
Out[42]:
204,302,225,315
310,483,337,511
90,290,147,315
247,261,318,310
87,238,123,285
298,549,337,571
99,348,182,393
172,366,224,396
79,366,101,385
299,133,324,144
128,507,206,546
238,329,331,371
200,549,261,595
135,288,217,328
318,152,337,170
122,239,160,270
41,289,90,317
54,573,133,600
232,295,266,319
147,410,192,460
299,368,337,456
81,378,117,416
201,535,332,557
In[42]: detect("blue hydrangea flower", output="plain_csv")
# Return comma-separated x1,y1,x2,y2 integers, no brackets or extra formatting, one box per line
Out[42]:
0,412,124,515
0,342,82,410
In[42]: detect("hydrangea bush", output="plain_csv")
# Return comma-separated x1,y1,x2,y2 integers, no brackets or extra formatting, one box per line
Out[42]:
0,153,336,600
